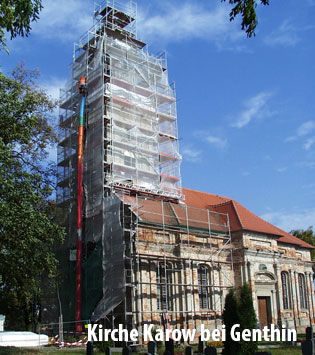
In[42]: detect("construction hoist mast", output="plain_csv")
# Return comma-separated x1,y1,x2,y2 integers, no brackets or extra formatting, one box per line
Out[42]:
75,77,87,332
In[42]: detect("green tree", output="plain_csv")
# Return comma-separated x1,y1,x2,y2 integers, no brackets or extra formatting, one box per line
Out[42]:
222,288,241,355
0,64,64,330
291,226,315,251
0,0,270,52
222,0,270,37
0,0,43,53
239,283,258,355
291,227,315,273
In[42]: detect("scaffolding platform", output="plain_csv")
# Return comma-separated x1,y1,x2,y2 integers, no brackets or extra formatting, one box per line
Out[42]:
56,0,234,336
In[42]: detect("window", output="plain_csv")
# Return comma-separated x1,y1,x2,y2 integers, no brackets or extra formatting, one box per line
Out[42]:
298,274,307,309
156,263,173,311
198,264,211,310
259,264,267,271
281,272,290,309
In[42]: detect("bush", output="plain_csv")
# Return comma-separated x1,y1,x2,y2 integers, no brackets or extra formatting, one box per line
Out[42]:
222,284,258,355
207,340,223,348
222,288,241,355
239,283,258,355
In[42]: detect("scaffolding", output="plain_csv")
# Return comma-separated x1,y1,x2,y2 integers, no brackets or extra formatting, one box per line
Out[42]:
90,192,234,337
58,0,181,211
56,0,234,336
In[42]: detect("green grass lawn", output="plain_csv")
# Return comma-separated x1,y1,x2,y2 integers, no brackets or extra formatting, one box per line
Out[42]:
0,348,87,355
0,344,302,354
266,346,301,355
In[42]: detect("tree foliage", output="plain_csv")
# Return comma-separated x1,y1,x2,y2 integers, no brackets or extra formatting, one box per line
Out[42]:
0,64,64,330
223,285,258,355
0,0,43,53
239,283,258,355
291,226,315,251
291,227,315,272
222,288,241,355
0,0,270,54
222,0,270,37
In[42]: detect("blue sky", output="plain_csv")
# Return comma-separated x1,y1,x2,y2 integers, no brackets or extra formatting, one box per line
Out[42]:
1,0,314,232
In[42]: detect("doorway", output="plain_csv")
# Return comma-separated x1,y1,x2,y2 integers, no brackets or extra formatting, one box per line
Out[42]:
258,296,271,328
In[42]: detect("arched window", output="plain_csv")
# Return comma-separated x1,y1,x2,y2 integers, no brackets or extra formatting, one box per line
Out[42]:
281,271,290,309
298,274,307,309
198,264,211,310
156,263,173,311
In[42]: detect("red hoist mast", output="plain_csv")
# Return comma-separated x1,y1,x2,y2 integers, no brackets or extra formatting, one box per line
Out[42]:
75,77,87,332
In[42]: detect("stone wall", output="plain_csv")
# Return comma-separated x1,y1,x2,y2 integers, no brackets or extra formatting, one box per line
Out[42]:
124,224,314,339
239,231,314,333
131,226,234,337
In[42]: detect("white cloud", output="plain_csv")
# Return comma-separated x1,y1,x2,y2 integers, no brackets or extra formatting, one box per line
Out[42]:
39,77,66,126
206,136,227,149
300,161,315,168
40,77,66,100
30,0,94,42
30,1,245,49
263,155,272,161
264,19,315,48
181,146,202,162
231,92,273,128
302,183,315,189
194,130,227,150
38,77,66,143
241,171,251,176
285,121,315,149
40,84,59,163
264,20,300,47
276,167,288,173
285,135,297,142
138,2,243,47
298,121,315,136
44,79,60,164
303,137,315,151
261,208,315,232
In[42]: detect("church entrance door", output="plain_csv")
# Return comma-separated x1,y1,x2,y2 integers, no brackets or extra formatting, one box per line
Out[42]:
258,296,271,328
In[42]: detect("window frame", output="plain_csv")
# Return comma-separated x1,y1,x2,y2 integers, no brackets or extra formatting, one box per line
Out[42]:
197,264,212,310
156,262,173,311
298,273,307,309
281,271,290,310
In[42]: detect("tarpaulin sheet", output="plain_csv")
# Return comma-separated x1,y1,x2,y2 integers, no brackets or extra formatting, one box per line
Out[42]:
91,194,125,321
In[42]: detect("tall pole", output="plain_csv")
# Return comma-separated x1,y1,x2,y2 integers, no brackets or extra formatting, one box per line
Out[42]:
76,77,86,332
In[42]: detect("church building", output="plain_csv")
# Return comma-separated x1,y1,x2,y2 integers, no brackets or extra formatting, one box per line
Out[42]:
56,0,314,338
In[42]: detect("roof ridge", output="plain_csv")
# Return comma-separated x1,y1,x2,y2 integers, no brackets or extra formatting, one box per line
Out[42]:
278,232,315,249
230,200,314,249
209,199,243,230
230,199,285,235
183,187,230,203
182,187,314,250
230,199,244,229
209,200,233,207
169,202,180,225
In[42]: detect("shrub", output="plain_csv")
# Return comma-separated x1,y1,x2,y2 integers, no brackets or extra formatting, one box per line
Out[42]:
222,288,241,355
239,283,258,355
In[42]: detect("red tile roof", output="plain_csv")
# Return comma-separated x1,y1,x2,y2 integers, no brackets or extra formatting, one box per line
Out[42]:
183,188,314,249
121,193,229,234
